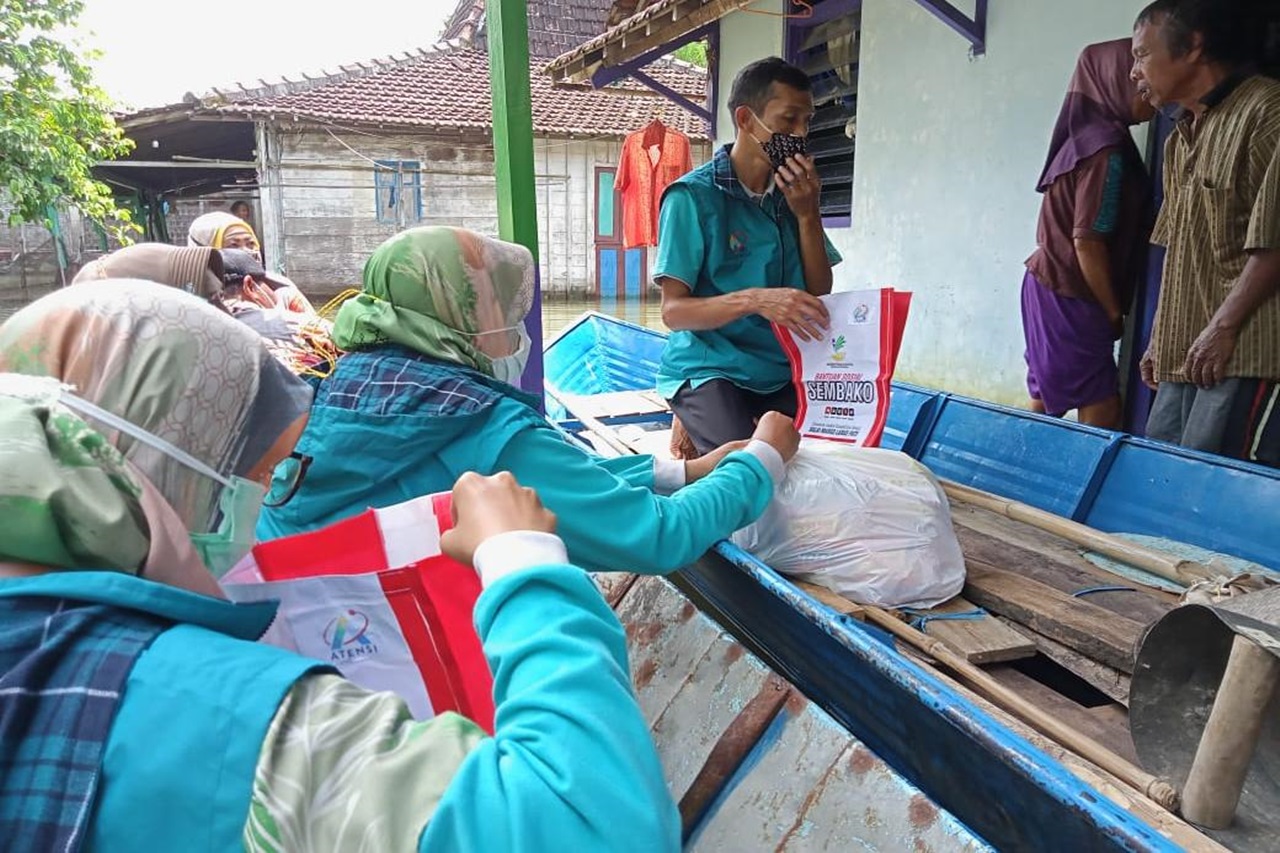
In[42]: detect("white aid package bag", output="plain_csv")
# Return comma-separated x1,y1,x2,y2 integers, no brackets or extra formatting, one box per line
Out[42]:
732,442,965,608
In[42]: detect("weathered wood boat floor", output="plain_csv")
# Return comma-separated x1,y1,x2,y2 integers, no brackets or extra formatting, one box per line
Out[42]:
592,572,993,850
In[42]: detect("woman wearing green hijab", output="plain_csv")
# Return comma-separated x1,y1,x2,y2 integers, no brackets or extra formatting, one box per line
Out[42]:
258,226,799,573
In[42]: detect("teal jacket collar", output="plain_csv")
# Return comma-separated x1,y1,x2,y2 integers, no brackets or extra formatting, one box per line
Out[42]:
0,572,276,640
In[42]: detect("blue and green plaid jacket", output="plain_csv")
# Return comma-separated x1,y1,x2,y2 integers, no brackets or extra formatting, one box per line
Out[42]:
0,595,168,852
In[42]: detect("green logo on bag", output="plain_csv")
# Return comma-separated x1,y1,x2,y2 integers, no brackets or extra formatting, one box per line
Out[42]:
831,334,846,362
324,609,378,661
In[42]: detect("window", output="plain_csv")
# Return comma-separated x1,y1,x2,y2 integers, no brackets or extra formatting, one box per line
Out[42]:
374,160,423,225
787,0,861,224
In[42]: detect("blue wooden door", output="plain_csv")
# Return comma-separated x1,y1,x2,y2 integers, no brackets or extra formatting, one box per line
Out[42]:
594,166,647,304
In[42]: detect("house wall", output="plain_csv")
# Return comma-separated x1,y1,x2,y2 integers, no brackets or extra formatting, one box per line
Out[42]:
714,0,1151,406
259,126,710,302
715,0,788,147
0,204,104,321
168,194,261,246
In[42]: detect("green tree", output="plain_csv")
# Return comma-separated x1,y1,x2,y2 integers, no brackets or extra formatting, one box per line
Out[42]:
673,41,708,68
1,0,135,237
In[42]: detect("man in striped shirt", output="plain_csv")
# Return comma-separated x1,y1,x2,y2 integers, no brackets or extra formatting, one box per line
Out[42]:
1132,0,1280,468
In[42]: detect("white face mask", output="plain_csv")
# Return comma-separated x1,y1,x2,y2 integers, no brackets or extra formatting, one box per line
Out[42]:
490,324,531,387
56,391,265,579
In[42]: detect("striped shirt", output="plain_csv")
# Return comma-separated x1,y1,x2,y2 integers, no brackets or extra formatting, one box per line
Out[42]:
1150,74,1280,382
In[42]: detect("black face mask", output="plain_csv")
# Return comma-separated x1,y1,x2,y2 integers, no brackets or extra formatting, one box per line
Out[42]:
751,112,808,170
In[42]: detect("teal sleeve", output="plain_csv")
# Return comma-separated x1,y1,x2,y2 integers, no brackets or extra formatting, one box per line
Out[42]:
824,232,843,266
495,425,773,574
420,566,679,853
597,453,657,489
653,185,704,289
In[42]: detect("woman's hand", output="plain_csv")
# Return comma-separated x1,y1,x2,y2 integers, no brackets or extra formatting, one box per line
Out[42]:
752,411,801,463
443,472,557,566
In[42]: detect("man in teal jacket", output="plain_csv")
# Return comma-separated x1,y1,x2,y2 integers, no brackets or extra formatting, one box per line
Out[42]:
656,57,843,455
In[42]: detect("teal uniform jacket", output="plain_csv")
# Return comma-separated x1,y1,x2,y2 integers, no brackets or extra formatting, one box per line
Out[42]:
257,346,776,575
654,145,843,400
0,562,679,851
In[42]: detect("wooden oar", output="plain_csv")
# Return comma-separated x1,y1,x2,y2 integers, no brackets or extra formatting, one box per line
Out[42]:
941,481,1217,588
860,604,1181,812
1180,634,1280,828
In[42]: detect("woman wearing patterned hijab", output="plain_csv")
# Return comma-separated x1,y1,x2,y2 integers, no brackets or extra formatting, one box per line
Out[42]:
1021,38,1155,428
0,281,680,851
258,225,800,576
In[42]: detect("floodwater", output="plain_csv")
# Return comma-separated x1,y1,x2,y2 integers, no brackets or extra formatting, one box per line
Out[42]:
540,295,666,340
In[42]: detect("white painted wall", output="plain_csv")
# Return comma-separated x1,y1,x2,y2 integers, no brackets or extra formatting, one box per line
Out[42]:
715,0,787,147
715,0,1151,405
842,0,1152,403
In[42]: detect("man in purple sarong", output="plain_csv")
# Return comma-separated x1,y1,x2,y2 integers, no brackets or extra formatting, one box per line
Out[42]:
1021,39,1156,429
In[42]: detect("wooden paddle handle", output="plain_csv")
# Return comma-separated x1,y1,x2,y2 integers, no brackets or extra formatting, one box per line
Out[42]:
1181,635,1280,828
941,481,1215,587
862,605,1180,812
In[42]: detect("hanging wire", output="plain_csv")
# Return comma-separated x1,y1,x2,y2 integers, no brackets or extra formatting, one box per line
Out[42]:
742,0,815,19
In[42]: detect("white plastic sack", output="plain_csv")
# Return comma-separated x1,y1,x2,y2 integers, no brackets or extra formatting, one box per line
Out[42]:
733,442,966,609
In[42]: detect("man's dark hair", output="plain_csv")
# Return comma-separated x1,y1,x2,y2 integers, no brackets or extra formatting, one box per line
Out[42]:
1136,0,1263,66
727,57,811,116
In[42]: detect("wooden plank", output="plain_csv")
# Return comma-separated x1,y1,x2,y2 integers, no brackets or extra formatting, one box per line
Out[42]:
793,580,865,619
911,596,1037,665
962,562,1145,674
1000,617,1132,706
616,577,719,725
567,389,669,418
951,504,1176,626
593,571,638,608
986,664,1139,765
689,698,987,852
638,389,672,411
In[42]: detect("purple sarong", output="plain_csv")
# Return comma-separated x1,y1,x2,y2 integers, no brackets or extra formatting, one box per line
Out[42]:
1021,269,1118,417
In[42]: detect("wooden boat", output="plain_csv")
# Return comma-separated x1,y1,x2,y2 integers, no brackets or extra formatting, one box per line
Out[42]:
541,310,1280,852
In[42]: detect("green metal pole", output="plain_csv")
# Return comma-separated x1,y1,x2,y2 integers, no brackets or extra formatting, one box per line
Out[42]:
487,0,544,403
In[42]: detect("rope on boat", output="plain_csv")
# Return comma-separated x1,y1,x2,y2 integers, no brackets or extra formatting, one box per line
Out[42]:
901,607,987,632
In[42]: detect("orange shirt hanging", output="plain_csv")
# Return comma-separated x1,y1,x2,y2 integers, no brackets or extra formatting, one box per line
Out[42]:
615,120,692,249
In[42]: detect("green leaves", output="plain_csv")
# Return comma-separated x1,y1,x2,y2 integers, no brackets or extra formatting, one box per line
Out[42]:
1,0,138,242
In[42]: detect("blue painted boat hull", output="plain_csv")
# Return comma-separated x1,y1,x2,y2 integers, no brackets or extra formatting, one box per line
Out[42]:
544,311,1277,851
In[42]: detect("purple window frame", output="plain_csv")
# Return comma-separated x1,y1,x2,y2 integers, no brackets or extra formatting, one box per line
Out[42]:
786,0,861,229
